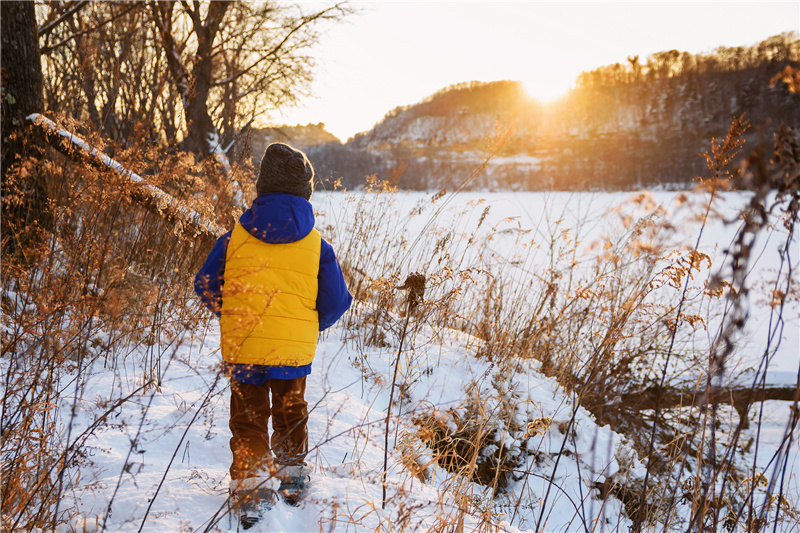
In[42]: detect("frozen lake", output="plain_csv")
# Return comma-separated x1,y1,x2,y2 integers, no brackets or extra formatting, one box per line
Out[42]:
313,189,799,378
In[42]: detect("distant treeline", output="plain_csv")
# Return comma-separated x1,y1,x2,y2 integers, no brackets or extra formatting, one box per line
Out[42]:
307,33,800,192
575,32,798,88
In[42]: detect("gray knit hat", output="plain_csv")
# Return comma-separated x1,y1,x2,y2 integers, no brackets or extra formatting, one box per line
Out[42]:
256,142,315,200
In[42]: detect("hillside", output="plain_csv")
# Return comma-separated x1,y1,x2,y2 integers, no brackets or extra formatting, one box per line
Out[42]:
304,33,800,191
247,124,340,168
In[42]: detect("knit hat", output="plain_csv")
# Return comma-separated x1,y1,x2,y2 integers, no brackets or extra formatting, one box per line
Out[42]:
256,143,315,200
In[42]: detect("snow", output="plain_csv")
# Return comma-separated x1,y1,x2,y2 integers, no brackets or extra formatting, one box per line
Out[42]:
4,189,797,533
487,155,542,167
314,190,799,376
24,320,646,532
205,129,245,210
12,311,797,532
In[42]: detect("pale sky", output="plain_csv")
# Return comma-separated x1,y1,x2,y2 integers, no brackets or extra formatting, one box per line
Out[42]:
274,1,800,141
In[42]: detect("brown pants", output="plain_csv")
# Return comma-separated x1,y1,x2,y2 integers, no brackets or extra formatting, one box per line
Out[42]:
229,376,308,480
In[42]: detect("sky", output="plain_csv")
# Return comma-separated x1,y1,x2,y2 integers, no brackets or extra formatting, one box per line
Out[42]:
273,1,800,142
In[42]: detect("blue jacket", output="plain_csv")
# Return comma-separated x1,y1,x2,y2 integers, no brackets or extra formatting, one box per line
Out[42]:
195,193,352,383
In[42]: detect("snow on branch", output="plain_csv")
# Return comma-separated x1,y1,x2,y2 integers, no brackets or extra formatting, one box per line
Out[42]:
26,113,225,241
206,130,246,209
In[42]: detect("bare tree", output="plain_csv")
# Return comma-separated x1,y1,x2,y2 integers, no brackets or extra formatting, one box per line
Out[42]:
37,1,351,161
150,1,229,157
38,2,162,145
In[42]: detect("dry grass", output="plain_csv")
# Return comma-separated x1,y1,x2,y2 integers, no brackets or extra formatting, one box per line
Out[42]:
1,117,225,531
320,118,799,531
1,114,798,532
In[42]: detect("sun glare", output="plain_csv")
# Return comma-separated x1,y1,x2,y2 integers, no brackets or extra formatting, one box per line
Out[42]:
521,78,571,104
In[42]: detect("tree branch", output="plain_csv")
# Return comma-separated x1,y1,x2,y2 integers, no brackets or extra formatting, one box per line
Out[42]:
178,0,202,36
150,1,192,107
618,383,799,430
209,3,345,88
26,114,225,243
38,0,90,38
39,2,142,55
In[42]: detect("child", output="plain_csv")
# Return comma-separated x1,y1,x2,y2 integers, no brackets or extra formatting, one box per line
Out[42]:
194,143,352,527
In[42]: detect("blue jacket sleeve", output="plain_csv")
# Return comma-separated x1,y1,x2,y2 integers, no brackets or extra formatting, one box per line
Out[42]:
317,238,352,331
194,231,231,317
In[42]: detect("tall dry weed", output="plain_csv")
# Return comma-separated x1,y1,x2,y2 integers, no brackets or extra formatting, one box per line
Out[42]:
320,116,798,531
1,114,239,530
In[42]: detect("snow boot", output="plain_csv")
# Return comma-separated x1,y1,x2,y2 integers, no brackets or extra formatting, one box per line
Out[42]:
277,464,312,506
231,478,276,530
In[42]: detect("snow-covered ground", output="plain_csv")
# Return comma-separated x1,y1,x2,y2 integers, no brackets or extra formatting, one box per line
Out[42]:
21,308,798,533
15,321,614,531
5,190,798,533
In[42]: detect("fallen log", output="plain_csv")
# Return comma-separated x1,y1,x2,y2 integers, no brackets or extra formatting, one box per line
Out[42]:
26,113,226,246
619,382,799,429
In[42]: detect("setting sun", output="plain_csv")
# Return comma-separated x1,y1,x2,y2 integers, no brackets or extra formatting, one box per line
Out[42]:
521,76,573,104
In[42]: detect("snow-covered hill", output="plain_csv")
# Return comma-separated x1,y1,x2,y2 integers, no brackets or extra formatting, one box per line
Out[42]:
306,68,800,191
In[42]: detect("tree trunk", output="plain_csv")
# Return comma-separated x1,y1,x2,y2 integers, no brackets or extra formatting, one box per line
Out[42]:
185,1,229,157
151,0,229,158
1,0,47,261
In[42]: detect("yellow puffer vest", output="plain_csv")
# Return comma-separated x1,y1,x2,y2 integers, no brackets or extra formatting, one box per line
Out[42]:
220,223,321,366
